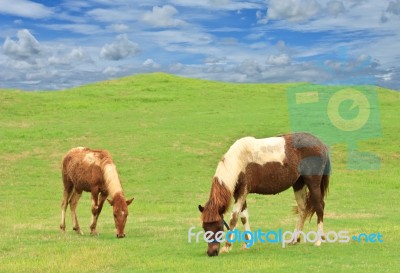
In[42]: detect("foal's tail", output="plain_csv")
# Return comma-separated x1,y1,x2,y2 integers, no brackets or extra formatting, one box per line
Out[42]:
304,150,331,220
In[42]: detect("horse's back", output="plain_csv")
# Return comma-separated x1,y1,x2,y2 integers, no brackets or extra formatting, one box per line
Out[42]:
62,147,113,192
282,132,327,151
244,133,329,194
282,133,330,176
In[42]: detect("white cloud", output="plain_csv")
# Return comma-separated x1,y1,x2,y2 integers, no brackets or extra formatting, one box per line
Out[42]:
326,1,345,16
100,34,140,61
143,58,161,69
387,0,400,15
103,66,122,76
265,0,321,22
41,24,102,35
143,5,186,28
0,0,53,19
267,54,290,65
48,48,92,66
60,1,91,12
235,59,263,76
170,0,261,10
381,0,400,22
3,29,43,60
109,24,129,33
376,72,393,81
87,7,140,22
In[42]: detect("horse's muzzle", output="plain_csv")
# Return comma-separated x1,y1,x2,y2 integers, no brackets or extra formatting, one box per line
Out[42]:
117,234,126,238
207,249,219,257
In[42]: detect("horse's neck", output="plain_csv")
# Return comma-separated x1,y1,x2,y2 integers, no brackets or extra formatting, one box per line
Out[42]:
203,177,232,222
214,138,251,193
103,164,123,197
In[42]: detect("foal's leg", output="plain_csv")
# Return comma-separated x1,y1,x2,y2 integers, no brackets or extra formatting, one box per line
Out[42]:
90,192,107,235
305,176,325,246
69,190,83,235
291,184,307,244
90,191,100,235
220,195,247,254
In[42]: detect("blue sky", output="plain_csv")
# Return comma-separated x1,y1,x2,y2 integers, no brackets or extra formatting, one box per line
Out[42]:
1,0,399,90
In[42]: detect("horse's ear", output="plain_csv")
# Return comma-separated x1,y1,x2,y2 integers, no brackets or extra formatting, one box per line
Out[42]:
198,205,204,212
126,197,134,206
107,199,114,206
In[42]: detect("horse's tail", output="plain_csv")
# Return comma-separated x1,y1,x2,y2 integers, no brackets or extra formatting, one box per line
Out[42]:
304,148,331,220
321,154,331,198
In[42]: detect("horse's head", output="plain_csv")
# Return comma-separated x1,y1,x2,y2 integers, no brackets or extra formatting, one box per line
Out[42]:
198,204,224,257
108,195,134,238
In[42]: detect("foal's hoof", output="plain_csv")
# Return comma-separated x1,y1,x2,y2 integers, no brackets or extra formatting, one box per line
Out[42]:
90,230,99,236
219,245,231,254
73,228,83,235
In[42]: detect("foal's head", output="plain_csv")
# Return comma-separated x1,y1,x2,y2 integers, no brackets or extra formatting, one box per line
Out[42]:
198,204,224,256
108,194,134,238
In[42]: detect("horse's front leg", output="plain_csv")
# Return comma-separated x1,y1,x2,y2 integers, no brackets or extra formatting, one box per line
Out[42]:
239,201,252,250
90,191,100,235
90,193,107,235
220,196,246,254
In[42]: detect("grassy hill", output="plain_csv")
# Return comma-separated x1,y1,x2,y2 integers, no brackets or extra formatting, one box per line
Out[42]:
0,73,399,272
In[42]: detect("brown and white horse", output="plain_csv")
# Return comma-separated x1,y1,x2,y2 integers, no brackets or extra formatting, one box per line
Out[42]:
199,133,330,256
60,147,134,238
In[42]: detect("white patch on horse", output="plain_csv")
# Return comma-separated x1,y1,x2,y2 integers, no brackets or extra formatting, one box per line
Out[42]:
240,208,249,219
84,152,96,165
250,137,285,165
315,221,324,246
214,136,286,193
104,164,122,197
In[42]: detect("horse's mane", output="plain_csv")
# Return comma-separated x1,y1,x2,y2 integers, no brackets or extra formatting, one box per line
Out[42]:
201,177,232,223
214,137,253,193
103,163,123,197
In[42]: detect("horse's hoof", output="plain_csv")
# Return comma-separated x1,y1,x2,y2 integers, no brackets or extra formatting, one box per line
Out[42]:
314,241,322,247
241,243,250,250
219,245,231,254
90,231,99,236
73,228,83,235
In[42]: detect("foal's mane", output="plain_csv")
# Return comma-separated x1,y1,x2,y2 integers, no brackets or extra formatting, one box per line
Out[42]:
201,177,232,223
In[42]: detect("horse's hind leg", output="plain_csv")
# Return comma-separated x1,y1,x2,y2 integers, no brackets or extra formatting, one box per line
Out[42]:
60,177,73,232
69,190,83,235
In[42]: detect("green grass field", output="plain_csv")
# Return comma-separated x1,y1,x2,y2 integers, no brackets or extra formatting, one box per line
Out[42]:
0,73,399,272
